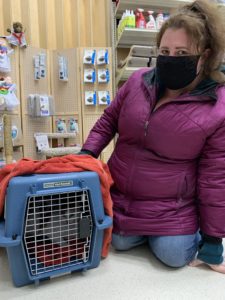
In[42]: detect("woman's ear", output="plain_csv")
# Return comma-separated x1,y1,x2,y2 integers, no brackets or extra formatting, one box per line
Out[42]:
202,48,211,60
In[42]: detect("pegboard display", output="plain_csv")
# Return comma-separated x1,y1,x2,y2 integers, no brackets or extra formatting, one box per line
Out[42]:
80,48,115,162
100,140,115,163
82,115,101,142
23,115,52,159
50,49,81,115
0,114,23,148
80,47,113,115
19,47,52,159
0,147,23,163
82,114,114,163
52,115,82,147
20,47,50,114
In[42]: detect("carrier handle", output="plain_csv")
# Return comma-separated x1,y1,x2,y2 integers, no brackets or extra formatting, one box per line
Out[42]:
96,215,112,230
0,222,21,247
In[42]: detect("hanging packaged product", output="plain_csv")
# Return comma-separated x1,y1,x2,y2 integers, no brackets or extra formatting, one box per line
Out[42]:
85,91,97,105
146,11,156,30
33,55,41,80
39,53,46,78
33,53,47,80
28,94,54,117
58,55,68,81
97,49,109,65
98,91,110,105
0,38,14,73
0,77,19,110
67,118,79,134
98,69,110,83
84,69,96,83
55,118,67,133
11,125,18,140
83,49,96,65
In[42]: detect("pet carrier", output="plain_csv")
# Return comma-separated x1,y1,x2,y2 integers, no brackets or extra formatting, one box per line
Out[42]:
0,171,112,287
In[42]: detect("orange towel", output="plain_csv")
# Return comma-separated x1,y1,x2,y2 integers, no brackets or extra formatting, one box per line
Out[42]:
0,154,113,257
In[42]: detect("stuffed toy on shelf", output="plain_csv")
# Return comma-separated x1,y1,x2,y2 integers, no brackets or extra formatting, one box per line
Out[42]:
6,22,27,48
0,38,13,73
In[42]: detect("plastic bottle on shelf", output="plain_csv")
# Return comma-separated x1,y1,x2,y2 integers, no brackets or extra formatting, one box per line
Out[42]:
127,10,133,28
130,10,136,28
135,8,146,29
146,11,156,30
156,10,164,30
125,10,130,28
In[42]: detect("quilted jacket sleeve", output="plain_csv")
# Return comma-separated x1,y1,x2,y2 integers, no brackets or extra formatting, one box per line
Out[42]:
197,119,225,237
82,75,132,158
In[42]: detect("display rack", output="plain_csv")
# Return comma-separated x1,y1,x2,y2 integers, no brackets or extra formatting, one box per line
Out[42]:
34,132,81,158
116,45,157,84
116,28,158,48
115,0,193,17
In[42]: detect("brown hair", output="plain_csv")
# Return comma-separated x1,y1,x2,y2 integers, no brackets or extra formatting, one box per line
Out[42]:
156,0,225,82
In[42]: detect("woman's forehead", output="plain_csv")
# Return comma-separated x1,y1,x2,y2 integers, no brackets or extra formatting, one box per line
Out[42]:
160,28,194,49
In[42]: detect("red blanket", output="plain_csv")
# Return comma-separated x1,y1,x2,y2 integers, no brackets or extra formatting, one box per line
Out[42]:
0,154,113,257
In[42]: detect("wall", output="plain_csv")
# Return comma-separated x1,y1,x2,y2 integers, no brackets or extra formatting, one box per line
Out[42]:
0,0,112,49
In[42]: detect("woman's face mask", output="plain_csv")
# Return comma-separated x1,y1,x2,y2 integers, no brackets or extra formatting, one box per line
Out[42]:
156,55,201,90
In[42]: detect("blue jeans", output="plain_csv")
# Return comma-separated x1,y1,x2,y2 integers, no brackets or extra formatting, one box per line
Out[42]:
112,233,200,268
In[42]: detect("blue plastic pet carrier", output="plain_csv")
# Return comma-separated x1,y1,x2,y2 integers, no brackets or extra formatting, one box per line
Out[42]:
0,171,112,287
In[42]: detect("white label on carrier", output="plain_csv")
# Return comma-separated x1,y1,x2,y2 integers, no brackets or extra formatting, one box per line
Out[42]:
43,180,73,188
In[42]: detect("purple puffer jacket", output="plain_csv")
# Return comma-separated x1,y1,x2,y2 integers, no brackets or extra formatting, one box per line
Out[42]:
83,68,225,237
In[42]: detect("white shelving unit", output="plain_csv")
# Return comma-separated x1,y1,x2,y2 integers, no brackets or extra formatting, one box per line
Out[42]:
115,0,192,17
116,28,158,48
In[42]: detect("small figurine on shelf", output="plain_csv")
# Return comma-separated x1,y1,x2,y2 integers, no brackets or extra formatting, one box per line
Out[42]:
6,22,27,48
0,37,13,73
0,76,19,110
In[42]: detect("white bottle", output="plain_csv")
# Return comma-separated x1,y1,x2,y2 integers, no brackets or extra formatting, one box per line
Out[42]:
146,11,156,30
156,11,164,30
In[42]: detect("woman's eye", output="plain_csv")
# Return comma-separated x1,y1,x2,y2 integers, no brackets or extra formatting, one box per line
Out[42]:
160,49,169,55
176,50,188,56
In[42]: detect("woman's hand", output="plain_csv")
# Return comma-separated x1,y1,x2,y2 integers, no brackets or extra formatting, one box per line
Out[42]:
189,258,225,274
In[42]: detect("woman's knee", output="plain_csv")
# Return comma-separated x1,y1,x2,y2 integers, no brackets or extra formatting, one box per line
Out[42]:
112,234,146,251
148,234,199,268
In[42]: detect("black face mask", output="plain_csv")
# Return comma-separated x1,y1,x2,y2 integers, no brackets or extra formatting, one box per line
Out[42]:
156,55,201,90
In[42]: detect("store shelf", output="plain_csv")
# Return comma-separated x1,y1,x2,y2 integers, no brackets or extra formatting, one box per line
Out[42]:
115,0,192,17
117,28,158,48
116,67,140,85
35,132,77,138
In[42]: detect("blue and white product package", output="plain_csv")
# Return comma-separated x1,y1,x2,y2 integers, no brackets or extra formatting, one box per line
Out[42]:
98,91,110,105
83,49,96,65
97,49,109,65
11,125,18,140
97,69,110,83
84,69,96,83
85,91,97,105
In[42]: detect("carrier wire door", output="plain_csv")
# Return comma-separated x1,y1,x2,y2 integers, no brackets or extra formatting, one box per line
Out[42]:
0,172,112,287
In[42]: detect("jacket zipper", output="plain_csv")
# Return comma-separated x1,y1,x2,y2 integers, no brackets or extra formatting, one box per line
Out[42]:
143,99,214,137
144,121,149,136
